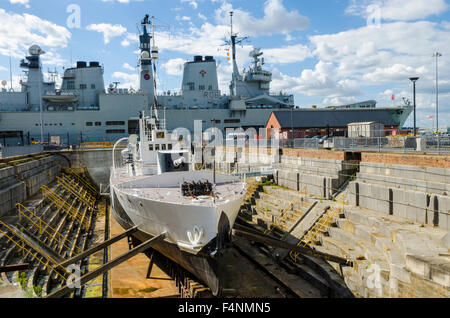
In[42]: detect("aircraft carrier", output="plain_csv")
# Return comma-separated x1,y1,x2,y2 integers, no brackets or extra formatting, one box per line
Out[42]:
0,14,412,145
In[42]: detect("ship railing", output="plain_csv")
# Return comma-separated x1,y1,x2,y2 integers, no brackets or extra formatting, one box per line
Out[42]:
16,203,81,254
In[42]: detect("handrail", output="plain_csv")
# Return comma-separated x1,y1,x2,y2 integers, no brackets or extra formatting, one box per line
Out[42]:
63,167,98,195
80,141,128,150
57,176,95,210
16,203,80,254
61,174,96,203
290,195,346,263
0,220,67,281
264,186,307,236
41,186,89,229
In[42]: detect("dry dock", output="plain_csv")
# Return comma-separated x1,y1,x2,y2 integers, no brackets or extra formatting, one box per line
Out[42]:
0,147,448,298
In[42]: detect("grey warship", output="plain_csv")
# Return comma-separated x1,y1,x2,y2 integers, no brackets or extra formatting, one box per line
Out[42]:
0,14,412,145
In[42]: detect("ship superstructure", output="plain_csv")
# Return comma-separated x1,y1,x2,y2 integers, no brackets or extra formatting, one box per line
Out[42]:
0,14,412,145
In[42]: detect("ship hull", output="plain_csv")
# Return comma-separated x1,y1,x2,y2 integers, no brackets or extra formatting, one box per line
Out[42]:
0,106,412,144
110,190,221,294
109,175,244,295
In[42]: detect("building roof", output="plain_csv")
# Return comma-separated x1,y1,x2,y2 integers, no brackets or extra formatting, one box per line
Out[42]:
269,109,399,129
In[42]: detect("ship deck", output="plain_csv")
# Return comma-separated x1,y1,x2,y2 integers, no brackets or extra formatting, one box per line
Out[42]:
111,168,245,206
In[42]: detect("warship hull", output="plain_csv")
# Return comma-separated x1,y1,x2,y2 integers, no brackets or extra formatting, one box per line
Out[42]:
0,106,412,144
111,189,222,294
109,171,245,295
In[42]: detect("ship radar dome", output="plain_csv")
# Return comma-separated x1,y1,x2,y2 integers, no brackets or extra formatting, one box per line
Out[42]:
29,45,45,56
141,51,150,60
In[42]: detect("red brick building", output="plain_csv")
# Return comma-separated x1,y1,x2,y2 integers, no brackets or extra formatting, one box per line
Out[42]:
265,110,399,139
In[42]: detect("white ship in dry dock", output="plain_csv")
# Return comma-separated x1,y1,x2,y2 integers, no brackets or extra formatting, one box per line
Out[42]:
109,111,246,295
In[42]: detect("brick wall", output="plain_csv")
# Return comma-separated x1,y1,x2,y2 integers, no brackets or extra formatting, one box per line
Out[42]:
282,148,345,161
362,152,450,169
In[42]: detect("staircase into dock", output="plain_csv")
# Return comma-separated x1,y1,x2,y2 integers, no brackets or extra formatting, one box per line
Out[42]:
240,153,449,298
0,168,99,298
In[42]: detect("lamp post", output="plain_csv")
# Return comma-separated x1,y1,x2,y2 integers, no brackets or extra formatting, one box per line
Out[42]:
432,52,442,134
409,77,419,136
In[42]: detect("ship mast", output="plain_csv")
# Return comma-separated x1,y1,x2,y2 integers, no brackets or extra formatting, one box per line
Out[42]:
228,12,247,96
230,12,239,82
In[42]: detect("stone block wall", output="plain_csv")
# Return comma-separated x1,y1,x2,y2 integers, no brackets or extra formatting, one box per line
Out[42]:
0,156,60,216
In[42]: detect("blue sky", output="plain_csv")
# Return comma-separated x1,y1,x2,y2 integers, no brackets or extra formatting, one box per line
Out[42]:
0,0,449,128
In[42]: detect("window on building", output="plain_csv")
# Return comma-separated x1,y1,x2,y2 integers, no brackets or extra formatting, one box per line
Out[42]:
161,144,166,150
106,121,125,126
168,144,173,150
80,84,87,90
199,85,205,91
86,122,93,126
128,120,139,134
91,84,96,89
67,81,75,90
149,144,154,151
155,144,160,151
208,85,213,91
95,122,101,126
156,131,165,139
187,82,195,91
106,129,126,134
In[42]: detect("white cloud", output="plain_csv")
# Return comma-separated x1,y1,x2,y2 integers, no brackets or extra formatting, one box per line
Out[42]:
198,13,207,21
264,44,312,64
86,23,127,44
162,58,187,76
9,0,30,8
122,63,136,71
346,0,448,21
271,62,362,98
215,0,310,36
0,9,71,59
121,33,138,47
181,0,198,9
176,16,192,21
101,0,140,3
112,71,139,89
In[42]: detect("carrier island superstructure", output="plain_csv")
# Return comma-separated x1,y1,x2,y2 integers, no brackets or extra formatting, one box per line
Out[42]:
0,14,413,144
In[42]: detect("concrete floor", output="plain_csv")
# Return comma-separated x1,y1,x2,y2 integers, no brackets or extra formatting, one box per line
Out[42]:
109,209,180,298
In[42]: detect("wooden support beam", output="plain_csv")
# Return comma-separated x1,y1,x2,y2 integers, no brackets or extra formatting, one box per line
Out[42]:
57,226,139,268
233,229,353,267
46,232,166,298
0,263,30,273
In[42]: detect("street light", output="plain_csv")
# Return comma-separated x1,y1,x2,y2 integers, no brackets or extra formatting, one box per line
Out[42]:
409,77,419,136
432,52,442,134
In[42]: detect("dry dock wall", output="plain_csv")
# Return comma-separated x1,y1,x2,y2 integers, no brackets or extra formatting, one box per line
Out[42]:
272,148,354,199
0,156,60,216
348,161,450,230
